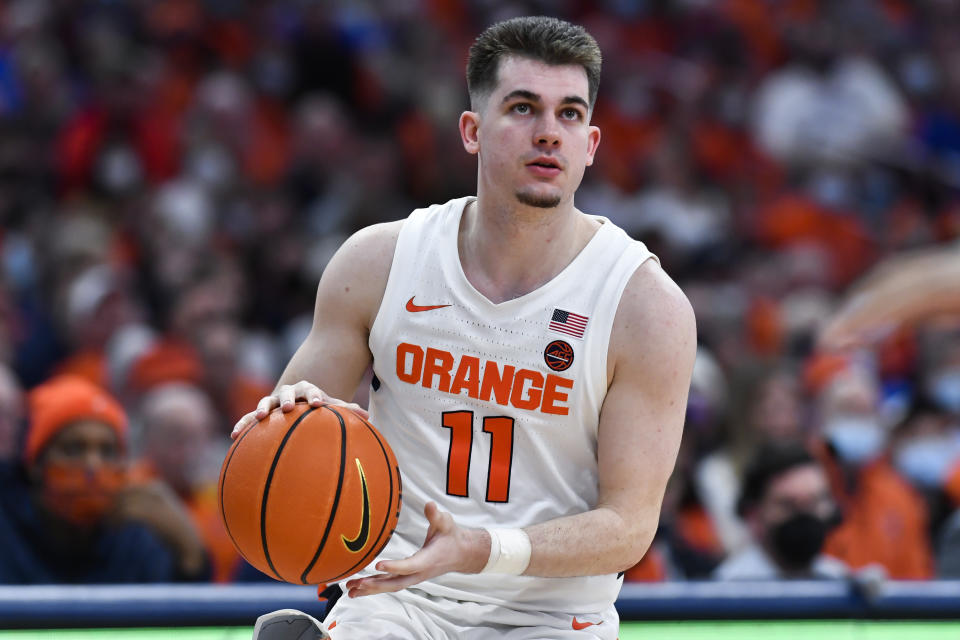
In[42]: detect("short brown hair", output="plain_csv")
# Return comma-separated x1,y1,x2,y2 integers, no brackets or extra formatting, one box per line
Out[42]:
466,16,602,110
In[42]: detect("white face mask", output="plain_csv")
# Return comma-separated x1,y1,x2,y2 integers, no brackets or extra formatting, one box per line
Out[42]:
928,369,960,415
893,435,960,489
824,415,886,465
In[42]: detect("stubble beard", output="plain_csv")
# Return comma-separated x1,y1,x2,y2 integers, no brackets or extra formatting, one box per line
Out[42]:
515,188,561,209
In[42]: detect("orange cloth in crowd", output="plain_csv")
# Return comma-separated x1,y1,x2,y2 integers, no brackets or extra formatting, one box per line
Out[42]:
803,352,853,395
25,374,128,464
129,340,205,393
745,296,784,357
675,505,724,557
691,120,783,196
128,460,241,583
623,505,722,582
719,0,785,70
754,194,875,287
942,462,960,507
244,100,291,186
226,375,274,426
54,349,108,389
188,483,242,582
818,448,933,579
590,104,664,192
624,546,668,582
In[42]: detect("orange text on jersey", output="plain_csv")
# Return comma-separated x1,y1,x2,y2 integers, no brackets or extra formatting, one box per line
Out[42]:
395,343,573,415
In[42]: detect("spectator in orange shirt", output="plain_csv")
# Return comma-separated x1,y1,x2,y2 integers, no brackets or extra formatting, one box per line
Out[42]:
133,382,239,582
815,366,934,579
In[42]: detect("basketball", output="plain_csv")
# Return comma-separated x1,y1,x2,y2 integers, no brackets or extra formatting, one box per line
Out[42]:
218,402,402,585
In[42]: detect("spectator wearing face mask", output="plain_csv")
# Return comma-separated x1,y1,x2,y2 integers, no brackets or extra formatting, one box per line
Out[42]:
926,363,960,418
914,339,960,576
925,334,960,510
920,333,960,419
815,366,934,578
713,444,846,580
0,375,207,583
891,398,960,503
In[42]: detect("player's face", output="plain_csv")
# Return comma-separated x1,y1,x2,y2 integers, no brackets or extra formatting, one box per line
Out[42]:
462,56,601,209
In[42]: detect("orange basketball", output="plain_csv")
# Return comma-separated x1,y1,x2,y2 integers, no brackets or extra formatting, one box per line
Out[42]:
218,402,402,585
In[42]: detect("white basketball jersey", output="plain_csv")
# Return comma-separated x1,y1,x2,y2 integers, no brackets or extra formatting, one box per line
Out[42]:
365,196,655,614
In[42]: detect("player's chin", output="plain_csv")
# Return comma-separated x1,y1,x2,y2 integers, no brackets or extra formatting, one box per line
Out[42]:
515,186,562,209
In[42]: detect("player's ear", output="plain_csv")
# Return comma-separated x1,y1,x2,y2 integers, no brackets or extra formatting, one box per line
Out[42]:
460,111,480,155
585,125,601,166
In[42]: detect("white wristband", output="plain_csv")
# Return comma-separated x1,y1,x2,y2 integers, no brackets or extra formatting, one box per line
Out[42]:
481,528,531,575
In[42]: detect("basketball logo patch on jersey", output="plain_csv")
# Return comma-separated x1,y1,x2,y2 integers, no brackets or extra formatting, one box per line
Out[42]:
549,308,588,339
544,340,574,372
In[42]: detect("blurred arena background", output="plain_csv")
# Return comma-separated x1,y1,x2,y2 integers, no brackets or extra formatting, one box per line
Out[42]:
0,0,959,635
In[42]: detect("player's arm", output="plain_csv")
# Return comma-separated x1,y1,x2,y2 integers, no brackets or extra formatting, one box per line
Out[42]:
231,221,402,438
346,260,696,594
523,260,695,575
819,244,960,350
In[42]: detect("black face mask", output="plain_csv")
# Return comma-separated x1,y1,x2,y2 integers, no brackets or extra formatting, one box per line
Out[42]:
769,513,831,571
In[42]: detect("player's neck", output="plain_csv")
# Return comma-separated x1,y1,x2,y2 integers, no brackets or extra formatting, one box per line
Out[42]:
458,195,598,304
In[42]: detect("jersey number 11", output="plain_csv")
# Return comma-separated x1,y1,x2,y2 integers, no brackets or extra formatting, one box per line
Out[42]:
441,410,514,503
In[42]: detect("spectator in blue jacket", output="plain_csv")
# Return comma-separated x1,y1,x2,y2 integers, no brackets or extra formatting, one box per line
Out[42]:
0,375,208,583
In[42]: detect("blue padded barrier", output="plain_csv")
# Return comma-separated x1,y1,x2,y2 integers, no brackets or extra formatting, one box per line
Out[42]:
0,584,325,628
1,581,959,628
616,581,860,620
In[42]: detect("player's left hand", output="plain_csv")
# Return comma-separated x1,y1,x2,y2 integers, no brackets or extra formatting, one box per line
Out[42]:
344,502,489,597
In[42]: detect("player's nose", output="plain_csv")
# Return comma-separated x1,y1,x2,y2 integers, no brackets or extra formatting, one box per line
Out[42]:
533,114,562,147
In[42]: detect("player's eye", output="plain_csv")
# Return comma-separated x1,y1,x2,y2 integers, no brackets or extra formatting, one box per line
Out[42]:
561,108,582,120
512,103,531,115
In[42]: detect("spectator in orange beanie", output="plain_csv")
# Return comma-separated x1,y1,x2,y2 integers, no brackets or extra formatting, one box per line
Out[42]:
0,375,208,583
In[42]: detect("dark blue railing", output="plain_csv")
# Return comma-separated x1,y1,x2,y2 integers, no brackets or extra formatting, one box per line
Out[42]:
0,581,958,628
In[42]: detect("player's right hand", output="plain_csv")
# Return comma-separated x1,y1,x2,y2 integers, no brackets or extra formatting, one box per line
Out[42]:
230,381,369,439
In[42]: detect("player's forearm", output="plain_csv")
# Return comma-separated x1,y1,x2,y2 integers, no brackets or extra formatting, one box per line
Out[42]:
272,331,370,401
872,256,960,324
825,248,960,345
521,505,655,577
273,350,320,392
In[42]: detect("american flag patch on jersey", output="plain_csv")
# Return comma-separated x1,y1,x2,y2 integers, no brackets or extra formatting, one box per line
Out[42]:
549,309,589,339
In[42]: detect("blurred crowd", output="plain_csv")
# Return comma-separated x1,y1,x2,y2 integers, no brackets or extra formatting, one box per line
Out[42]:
0,0,959,584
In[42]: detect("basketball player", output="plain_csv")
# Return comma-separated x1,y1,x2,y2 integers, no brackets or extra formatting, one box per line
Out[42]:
235,16,696,639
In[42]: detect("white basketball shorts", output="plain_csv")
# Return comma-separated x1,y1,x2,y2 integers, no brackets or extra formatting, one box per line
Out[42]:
323,587,619,640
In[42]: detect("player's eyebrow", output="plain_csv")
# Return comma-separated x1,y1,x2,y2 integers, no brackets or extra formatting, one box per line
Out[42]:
501,89,541,104
500,90,589,111
560,95,589,111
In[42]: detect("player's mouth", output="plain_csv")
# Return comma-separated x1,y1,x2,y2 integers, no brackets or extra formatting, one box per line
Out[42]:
525,156,562,178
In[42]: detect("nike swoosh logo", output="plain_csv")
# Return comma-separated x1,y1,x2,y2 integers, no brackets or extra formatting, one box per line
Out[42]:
572,617,601,630
406,296,451,312
341,459,371,552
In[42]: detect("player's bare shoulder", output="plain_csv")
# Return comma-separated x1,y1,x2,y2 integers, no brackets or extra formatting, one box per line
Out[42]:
608,259,697,382
314,220,405,330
